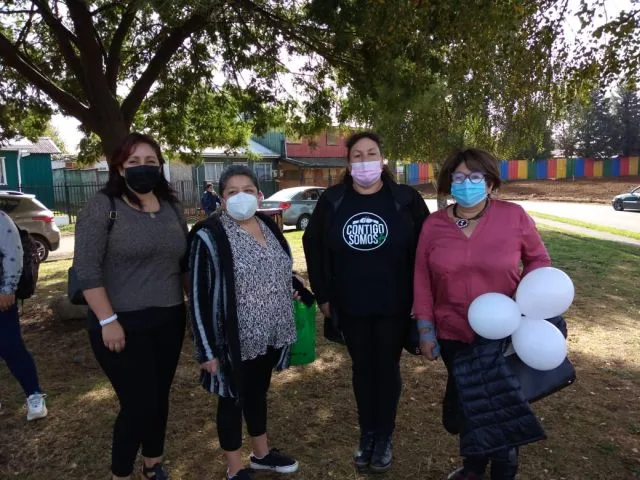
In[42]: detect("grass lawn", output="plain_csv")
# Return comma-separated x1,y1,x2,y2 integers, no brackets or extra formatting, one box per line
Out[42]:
1,227,639,479
529,211,640,241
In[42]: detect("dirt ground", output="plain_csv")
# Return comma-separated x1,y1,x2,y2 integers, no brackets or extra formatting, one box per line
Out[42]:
416,176,640,203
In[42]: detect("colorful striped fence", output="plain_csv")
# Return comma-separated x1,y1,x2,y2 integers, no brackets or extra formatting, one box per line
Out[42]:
400,155,640,185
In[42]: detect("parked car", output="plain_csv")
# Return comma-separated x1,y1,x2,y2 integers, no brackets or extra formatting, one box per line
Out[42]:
261,186,326,230
612,186,640,211
0,191,60,261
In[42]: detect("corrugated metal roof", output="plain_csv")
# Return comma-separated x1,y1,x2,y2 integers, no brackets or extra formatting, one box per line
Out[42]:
201,139,280,158
0,137,61,154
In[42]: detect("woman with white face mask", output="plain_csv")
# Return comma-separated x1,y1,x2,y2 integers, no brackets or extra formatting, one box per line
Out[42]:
188,165,300,480
302,132,430,473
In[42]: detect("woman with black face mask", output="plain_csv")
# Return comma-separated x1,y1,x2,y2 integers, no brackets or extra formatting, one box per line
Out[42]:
73,133,188,480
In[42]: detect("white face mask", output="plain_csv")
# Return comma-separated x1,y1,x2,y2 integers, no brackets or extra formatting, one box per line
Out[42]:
225,192,258,221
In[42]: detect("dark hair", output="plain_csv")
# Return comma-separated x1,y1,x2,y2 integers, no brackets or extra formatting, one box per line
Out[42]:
218,164,260,196
103,132,177,207
437,148,502,195
205,183,213,190
342,130,395,185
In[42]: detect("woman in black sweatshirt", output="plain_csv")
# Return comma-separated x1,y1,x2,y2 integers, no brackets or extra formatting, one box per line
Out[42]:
302,131,429,473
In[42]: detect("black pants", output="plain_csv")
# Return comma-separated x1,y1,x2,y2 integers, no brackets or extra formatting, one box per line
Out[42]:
89,307,186,477
440,340,519,480
340,313,405,439
217,347,281,451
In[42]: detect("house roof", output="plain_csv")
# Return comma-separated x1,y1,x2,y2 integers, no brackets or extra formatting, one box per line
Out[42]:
0,137,61,154
201,139,280,158
282,156,347,168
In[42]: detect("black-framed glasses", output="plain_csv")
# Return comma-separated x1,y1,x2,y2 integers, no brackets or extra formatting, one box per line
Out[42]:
451,171,486,184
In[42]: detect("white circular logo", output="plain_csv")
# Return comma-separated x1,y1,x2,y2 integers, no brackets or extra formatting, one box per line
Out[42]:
342,212,389,251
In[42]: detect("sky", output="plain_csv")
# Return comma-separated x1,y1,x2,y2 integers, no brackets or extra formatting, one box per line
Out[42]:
51,0,634,153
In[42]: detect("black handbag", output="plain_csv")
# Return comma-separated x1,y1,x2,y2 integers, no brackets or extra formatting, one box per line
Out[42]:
505,316,576,403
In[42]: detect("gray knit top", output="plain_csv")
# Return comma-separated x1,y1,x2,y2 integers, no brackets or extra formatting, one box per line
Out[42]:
73,193,188,313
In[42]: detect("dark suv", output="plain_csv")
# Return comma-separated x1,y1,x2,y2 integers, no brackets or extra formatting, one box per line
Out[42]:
0,190,60,261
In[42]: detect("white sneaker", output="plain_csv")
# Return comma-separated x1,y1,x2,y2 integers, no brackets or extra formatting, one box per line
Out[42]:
26,393,47,421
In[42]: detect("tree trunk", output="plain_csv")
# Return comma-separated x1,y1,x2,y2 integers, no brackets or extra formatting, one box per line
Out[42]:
95,113,130,158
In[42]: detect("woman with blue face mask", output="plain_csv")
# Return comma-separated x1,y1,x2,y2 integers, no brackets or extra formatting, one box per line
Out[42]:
412,149,552,480
188,165,301,480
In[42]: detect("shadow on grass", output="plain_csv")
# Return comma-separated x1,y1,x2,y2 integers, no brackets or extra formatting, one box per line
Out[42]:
2,230,639,478
2,311,640,479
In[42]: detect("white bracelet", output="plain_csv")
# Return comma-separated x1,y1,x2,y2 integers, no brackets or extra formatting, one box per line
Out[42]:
99,314,118,327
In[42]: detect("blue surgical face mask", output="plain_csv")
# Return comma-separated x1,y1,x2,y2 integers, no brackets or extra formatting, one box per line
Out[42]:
451,178,488,208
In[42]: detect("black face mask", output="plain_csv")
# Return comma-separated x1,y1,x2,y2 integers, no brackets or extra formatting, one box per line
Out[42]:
124,165,162,194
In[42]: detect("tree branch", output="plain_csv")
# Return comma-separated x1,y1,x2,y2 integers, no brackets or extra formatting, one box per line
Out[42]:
0,32,92,125
16,3,36,47
121,13,209,125
31,0,88,93
65,0,120,113
105,1,137,92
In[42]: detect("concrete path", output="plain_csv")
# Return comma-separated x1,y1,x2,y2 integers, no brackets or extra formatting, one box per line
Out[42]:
530,217,640,247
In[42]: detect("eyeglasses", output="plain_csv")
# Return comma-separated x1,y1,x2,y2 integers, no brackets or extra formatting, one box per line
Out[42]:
451,171,486,184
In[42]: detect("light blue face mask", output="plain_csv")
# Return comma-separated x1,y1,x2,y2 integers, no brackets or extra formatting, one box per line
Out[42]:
451,178,488,207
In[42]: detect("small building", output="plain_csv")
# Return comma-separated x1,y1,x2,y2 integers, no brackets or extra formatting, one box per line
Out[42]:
0,137,60,208
253,129,350,191
190,139,281,200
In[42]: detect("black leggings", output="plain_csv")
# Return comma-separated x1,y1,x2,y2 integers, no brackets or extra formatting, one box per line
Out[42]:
340,313,406,439
440,340,519,480
216,347,281,451
89,306,186,477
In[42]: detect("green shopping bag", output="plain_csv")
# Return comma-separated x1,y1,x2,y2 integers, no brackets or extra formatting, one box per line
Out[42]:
289,300,317,366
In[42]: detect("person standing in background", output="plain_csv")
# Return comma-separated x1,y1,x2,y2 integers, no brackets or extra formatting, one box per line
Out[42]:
201,183,221,216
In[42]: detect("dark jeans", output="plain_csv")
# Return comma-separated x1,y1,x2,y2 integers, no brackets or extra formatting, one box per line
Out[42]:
440,339,519,480
89,306,186,477
0,304,41,397
340,313,405,439
217,347,281,451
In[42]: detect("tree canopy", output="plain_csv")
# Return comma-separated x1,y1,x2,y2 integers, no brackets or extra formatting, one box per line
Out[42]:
1,1,637,164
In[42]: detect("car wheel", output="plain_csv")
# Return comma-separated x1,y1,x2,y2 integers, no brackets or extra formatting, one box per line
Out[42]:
296,214,311,231
613,200,624,211
32,236,50,262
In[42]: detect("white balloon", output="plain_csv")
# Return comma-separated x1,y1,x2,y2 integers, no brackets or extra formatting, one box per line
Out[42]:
516,267,575,319
468,293,522,340
512,317,567,371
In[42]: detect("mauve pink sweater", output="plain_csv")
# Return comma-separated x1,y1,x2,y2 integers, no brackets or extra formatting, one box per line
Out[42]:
412,200,551,344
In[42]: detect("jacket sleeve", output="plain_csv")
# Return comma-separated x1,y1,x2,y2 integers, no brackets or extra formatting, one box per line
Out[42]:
412,219,435,322
73,194,112,290
520,210,551,275
0,211,23,295
302,193,332,305
188,231,216,363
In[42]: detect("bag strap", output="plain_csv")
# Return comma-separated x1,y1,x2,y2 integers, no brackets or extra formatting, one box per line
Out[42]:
106,194,117,234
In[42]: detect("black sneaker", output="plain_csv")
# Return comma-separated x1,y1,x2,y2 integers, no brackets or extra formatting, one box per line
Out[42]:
228,468,253,480
369,437,392,473
353,431,375,468
249,448,299,473
447,467,485,480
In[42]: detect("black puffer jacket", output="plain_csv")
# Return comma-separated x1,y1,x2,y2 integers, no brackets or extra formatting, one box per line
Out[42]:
453,340,547,456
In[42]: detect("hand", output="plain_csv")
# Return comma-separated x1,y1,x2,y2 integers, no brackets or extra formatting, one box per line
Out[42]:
319,302,331,318
102,321,126,353
292,289,301,301
0,294,15,312
200,359,219,374
420,340,439,361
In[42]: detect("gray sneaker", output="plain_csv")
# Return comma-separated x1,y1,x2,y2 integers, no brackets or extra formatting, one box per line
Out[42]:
26,393,47,421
